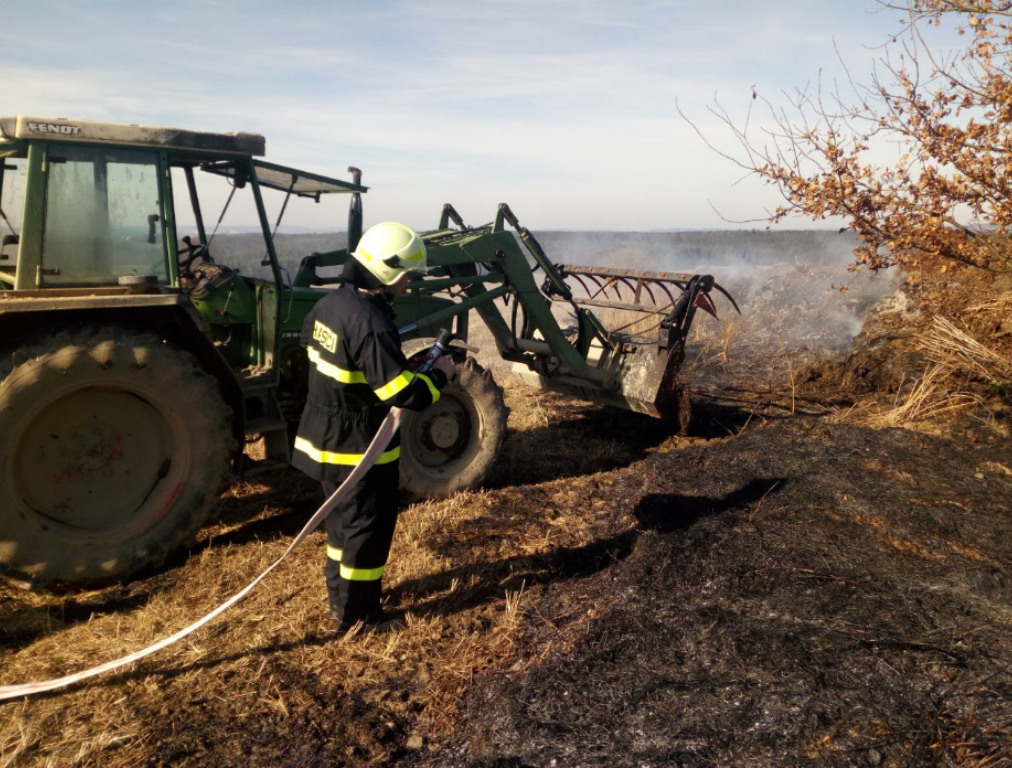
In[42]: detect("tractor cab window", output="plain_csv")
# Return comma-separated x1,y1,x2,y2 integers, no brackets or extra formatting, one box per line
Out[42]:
0,157,25,287
42,145,167,287
169,161,275,281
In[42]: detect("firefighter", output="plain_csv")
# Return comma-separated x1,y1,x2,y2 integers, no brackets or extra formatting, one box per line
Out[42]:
292,222,457,633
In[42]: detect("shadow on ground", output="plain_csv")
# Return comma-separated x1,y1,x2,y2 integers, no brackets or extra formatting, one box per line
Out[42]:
489,405,681,488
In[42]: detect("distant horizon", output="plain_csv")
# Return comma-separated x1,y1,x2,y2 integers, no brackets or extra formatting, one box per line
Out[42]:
198,225,860,235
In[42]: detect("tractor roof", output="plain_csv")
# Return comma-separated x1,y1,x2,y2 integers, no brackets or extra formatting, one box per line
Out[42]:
0,115,265,156
203,159,368,196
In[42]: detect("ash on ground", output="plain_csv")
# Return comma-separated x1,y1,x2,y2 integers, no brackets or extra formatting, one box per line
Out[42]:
432,417,1012,768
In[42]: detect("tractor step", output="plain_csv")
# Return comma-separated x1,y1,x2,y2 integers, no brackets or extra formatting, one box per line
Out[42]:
243,389,291,464
245,415,288,434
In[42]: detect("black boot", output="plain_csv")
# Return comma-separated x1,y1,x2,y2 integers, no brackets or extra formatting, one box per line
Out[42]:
328,591,342,622
335,609,405,636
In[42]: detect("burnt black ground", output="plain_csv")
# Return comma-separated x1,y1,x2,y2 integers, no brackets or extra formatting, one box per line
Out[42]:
427,418,1012,768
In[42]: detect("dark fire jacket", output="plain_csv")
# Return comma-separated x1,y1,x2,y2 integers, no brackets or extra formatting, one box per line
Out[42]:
292,282,447,482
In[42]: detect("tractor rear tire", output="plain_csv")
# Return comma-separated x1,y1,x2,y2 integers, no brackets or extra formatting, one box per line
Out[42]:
0,325,234,587
399,352,508,501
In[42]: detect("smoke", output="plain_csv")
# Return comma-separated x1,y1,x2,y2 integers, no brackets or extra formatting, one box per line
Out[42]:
192,228,901,382
531,229,865,271
528,229,901,352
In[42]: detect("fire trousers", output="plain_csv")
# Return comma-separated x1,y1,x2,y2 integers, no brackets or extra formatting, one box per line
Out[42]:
321,459,400,623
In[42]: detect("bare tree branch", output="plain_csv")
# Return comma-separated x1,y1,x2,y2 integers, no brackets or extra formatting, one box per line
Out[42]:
686,0,1012,273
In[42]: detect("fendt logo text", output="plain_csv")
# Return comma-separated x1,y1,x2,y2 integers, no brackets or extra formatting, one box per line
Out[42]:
26,122,82,136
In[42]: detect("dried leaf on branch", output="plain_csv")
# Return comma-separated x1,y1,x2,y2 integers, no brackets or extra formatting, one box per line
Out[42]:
684,0,1012,274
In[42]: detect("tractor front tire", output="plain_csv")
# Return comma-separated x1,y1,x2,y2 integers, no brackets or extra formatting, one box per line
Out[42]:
399,354,508,501
0,325,234,587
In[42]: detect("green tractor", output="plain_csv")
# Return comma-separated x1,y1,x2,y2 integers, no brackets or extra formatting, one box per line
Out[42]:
0,116,735,587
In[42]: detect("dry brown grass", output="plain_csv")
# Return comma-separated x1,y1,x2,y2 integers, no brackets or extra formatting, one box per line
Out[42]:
861,364,986,427
0,358,663,767
857,315,1009,429
0,300,686,765
921,316,1012,384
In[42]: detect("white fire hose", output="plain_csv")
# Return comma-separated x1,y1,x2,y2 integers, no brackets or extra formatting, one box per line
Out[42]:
0,331,452,702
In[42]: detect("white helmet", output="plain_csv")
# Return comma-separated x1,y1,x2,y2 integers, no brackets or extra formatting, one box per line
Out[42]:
351,222,427,285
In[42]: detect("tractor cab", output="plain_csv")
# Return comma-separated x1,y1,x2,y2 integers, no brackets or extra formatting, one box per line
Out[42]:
0,116,264,293
0,115,366,383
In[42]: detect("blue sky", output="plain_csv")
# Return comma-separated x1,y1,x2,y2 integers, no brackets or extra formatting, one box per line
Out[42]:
1,1,965,232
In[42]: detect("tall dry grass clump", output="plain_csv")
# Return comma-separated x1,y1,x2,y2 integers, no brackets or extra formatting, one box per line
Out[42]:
864,315,1011,428
922,316,1012,384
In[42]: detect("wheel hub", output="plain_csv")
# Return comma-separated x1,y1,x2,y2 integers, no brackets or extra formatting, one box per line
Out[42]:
428,415,461,449
406,395,473,469
14,387,174,532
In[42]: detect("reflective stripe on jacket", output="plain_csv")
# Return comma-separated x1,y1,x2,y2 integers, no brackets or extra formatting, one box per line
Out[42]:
292,282,447,481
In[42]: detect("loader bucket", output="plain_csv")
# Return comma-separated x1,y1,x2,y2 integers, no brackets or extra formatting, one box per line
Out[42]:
512,265,739,424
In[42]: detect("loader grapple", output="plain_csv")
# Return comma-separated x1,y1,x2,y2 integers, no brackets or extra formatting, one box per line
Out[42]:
514,264,739,421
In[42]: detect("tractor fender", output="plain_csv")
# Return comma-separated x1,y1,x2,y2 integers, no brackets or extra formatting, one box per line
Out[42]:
0,298,245,466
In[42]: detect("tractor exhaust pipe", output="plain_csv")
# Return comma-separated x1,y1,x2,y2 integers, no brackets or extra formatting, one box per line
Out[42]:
347,166,363,253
